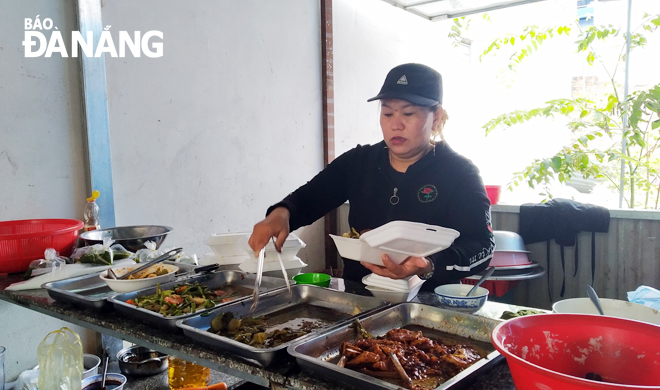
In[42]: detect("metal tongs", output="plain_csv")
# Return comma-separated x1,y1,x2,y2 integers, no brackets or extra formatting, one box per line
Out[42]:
249,237,292,313
273,237,292,296
115,248,183,280
250,247,265,313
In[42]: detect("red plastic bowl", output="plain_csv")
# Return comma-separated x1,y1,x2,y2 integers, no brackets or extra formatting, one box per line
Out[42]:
489,251,532,267
0,219,84,274
492,313,660,389
485,185,501,205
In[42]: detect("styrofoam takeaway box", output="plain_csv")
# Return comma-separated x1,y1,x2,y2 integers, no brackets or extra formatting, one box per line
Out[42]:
330,221,459,266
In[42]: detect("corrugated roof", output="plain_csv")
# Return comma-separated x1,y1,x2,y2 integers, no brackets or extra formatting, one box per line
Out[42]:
379,0,550,21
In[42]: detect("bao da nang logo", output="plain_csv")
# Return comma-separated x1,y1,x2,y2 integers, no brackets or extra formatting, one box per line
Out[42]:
23,16,163,58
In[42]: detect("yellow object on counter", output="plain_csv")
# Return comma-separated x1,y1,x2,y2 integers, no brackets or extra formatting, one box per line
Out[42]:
168,356,210,390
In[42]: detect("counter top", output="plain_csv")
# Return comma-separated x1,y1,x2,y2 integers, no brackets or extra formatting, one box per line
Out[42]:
0,274,515,390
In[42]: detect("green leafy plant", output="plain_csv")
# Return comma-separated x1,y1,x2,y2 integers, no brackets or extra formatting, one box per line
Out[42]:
481,13,660,208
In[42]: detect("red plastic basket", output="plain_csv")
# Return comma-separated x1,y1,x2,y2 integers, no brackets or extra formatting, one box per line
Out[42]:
0,219,84,274
461,278,519,297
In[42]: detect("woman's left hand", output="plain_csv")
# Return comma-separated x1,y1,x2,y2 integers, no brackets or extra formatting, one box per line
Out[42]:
361,255,432,279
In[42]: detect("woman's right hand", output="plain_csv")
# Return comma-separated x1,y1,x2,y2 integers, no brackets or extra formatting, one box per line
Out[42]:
247,207,291,257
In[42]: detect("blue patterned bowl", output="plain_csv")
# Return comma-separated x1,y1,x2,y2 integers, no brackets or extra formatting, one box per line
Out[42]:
434,284,488,313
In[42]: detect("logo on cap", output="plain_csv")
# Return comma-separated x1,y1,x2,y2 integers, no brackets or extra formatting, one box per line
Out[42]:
396,75,408,85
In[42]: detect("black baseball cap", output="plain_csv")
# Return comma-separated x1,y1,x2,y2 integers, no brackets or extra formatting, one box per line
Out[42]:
367,63,443,106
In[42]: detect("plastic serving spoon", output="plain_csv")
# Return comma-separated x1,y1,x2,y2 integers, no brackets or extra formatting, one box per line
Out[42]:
587,285,605,315
100,356,109,390
467,267,495,296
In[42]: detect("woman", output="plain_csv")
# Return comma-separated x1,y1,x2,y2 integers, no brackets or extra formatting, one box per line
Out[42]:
248,63,494,288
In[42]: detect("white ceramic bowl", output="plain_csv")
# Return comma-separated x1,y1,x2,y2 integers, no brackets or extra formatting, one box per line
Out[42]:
100,263,179,293
552,297,660,326
434,284,489,313
365,284,422,304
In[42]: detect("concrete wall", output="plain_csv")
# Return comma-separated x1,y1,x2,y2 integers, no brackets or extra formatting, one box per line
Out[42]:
100,0,326,270
0,0,98,380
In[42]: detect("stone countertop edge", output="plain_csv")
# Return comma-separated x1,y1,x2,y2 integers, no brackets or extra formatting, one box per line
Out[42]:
0,275,514,390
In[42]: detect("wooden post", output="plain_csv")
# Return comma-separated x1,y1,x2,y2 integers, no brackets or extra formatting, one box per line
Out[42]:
321,0,338,270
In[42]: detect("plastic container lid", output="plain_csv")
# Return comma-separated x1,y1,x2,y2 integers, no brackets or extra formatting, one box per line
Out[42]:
360,221,459,258
206,232,250,246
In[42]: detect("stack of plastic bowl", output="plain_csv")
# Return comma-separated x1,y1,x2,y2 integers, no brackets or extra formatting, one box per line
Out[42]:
362,273,425,303
490,231,532,267
204,232,307,277
462,230,536,298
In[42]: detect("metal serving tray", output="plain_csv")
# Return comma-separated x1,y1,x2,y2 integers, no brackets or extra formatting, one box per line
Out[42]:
177,285,389,367
109,270,291,331
42,261,195,311
287,302,503,390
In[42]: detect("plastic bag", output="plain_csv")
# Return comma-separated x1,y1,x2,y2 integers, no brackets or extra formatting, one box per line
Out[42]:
12,368,39,390
23,248,68,279
71,237,116,265
628,285,660,310
37,327,83,390
110,243,133,261
164,247,198,265
135,240,164,264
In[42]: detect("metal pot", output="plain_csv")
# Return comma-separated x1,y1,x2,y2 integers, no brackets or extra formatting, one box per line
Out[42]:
116,346,168,376
79,225,172,252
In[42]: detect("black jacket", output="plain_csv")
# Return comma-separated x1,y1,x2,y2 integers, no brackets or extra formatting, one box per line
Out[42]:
268,141,494,288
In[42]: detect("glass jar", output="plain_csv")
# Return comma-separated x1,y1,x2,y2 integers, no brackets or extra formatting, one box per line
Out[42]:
167,356,210,390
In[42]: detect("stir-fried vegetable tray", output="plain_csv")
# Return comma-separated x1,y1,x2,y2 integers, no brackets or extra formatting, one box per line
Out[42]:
109,270,291,330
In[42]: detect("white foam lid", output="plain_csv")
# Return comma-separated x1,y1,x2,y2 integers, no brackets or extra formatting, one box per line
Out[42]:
360,221,459,258
362,273,424,292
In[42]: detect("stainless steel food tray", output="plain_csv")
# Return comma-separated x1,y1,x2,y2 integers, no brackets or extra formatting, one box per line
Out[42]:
109,270,292,330
177,285,389,367
42,261,196,311
287,302,503,390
